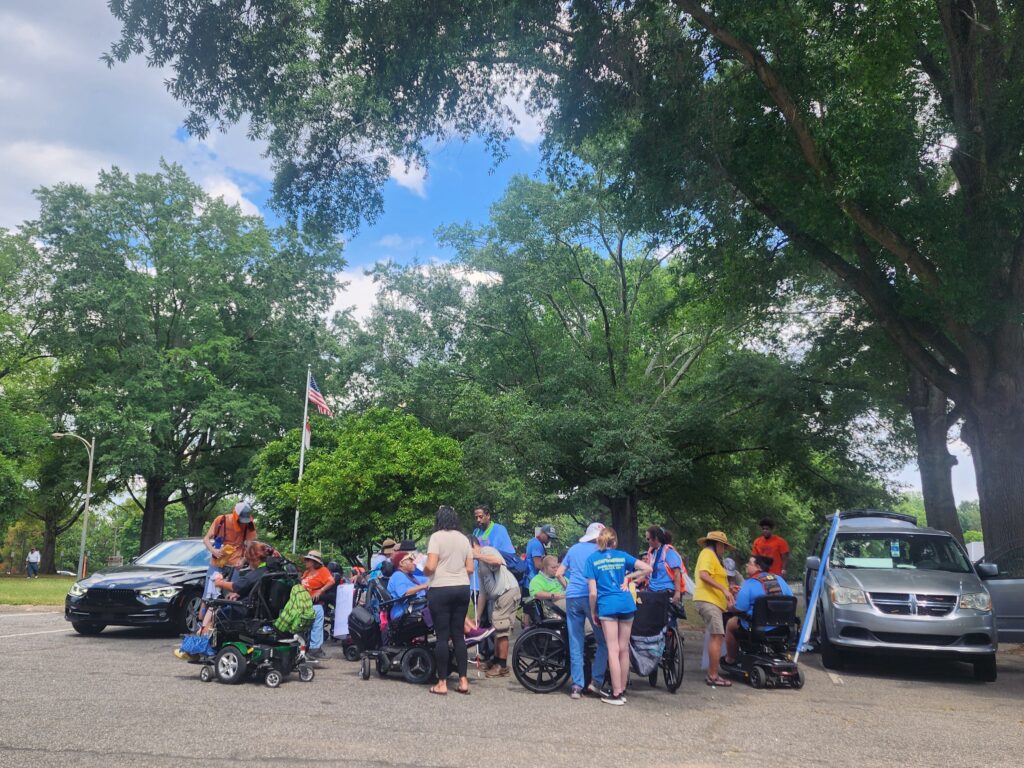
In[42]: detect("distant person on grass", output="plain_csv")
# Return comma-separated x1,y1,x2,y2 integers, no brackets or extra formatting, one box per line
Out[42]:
25,547,41,578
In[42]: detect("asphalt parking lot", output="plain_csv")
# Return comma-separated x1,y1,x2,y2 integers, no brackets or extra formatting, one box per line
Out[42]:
1,609,1023,768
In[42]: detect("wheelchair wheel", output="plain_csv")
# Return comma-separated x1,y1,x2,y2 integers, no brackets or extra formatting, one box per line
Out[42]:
662,627,684,693
750,666,767,689
215,646,247,685
791,668,805,689
512,627,570,694
401,647,435,685
376,655,389,677
359,656,371,680
199,665,215,683
264,669,283,688
343,644,361,662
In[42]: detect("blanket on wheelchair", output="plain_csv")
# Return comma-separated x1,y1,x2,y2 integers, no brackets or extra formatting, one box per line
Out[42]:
273,584,315,635
629,631,666,675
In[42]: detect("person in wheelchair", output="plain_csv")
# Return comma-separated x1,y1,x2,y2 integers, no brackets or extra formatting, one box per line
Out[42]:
722,555,793,665
387,551,430,622
529,556,567,606
195,540,273,634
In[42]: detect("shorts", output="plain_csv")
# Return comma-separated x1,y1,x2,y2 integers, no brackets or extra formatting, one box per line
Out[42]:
202,566,223,601
695,600,725,635
489,585,522,638
598,612,635,622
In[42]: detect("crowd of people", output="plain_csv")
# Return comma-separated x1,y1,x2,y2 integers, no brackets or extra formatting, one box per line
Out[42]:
181,499,794,701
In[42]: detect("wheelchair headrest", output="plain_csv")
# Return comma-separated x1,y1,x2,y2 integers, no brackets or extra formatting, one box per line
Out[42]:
751,595,798,627
380,559,395,577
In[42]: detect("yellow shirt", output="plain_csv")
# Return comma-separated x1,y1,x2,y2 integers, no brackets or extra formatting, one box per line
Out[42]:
693,547,728,610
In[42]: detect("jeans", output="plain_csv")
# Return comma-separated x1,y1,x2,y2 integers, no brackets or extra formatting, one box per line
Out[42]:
427,585,470,680
566,596,607,690
311,604,325,650
26,562,39,578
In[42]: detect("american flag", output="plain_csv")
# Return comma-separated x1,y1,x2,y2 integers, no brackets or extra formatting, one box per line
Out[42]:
308,375,334,417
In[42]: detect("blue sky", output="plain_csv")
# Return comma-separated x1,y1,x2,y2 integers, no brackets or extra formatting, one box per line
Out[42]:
0,0,977,502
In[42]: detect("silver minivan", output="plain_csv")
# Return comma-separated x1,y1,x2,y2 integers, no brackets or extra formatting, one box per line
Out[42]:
805,510,999,681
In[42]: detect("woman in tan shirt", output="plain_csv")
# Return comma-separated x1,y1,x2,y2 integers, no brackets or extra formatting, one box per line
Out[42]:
424,505,474,695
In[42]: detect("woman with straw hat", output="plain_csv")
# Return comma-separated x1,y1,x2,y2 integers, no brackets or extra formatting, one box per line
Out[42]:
694,531,736,687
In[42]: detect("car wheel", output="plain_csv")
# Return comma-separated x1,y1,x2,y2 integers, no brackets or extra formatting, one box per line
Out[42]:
264,669,283,688
71,621,106,635
299,664,315,682
179,593,203,634
973,655,997,682
750,666,767,689
400,647,436,685
215,646,247,684
817,611,846,670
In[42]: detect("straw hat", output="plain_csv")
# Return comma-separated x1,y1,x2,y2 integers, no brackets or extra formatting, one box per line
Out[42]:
697,530,735,549
380,538,397,555
303,549,325,566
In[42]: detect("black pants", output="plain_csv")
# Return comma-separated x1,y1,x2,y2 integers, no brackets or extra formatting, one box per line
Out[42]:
427,585,470,680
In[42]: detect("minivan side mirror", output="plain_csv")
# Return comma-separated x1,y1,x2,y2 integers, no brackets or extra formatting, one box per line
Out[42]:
976,562,998,579
805,556,821,571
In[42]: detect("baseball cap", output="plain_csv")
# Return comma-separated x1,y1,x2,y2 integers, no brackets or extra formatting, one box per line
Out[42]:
540,524,558,539
579,522,605,543
234,502,253,524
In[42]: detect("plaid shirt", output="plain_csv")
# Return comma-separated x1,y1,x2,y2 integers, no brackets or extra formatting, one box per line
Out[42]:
273,584,315,634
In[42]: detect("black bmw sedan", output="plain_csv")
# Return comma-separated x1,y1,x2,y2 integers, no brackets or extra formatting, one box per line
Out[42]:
64,538,209,635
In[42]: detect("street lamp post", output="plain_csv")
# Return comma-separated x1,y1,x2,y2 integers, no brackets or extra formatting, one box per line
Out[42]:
52,432,95,580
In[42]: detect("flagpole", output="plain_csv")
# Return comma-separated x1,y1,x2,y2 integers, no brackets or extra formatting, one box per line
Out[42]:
293,364,312,554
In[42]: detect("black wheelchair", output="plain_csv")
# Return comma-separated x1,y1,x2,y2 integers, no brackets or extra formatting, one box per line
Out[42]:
511,591,684,694
718,594,804,689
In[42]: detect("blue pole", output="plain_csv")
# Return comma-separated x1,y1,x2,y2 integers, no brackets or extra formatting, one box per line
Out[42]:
795,511,842,661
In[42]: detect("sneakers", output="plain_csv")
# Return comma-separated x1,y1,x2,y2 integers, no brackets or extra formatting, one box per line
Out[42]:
308,647,327,659
465,626,496,646
484,664,510,678
570,685,582,700
173,649,196,661
602,695,626,706
586,681,610,699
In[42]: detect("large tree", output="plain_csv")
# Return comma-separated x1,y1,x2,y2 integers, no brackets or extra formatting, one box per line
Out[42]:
33,162,343,551
108,1,1024,566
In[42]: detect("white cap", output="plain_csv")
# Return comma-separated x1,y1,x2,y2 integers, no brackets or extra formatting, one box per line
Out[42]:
579,522,606,543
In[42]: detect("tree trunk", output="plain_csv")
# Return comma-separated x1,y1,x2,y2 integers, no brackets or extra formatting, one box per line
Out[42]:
182,487,219,537
908,370,964,542
963,407,1024,574
139,477,170,553
602,494,639,555
40,523,58,575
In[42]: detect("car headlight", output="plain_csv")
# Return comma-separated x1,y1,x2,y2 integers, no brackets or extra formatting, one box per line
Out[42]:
959,592,992,612
139,586,182,599
68,583,88,597
830,586,866,605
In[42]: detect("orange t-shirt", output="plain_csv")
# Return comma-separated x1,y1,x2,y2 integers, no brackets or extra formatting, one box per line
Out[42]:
301,566,335,598
209,513,257,567
751,534,790,575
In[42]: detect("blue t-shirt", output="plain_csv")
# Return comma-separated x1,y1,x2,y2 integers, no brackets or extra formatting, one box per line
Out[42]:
525,537,546,579
561,542,598,599
648,545,683,592
734,573,793,628
387,570,427,620
473,521,515,556
584,549,638,617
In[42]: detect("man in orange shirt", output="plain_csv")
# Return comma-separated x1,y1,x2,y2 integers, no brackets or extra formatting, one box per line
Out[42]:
200,502,258,619
301,550,336,660
751,519,790,577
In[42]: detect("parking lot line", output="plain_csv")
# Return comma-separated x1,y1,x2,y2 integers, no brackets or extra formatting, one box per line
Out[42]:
826,670,844,685
0,612,62,619
0,628,69,639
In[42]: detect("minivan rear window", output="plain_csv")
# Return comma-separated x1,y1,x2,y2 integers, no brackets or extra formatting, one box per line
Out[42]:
829,533,971,573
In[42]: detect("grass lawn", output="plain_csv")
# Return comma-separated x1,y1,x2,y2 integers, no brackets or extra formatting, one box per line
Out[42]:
0,575,75,606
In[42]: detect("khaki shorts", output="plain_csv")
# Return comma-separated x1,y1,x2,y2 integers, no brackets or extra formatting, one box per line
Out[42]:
695,600,725,635
490,585,522,638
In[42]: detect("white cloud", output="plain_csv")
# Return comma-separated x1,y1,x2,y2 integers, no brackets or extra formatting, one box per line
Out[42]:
373,234,425,250
202,175,260,216
330,269,380,324
388,157,427,197
0,0,273,229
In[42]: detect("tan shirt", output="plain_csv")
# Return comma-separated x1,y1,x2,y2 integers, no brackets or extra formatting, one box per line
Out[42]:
426,530,472,588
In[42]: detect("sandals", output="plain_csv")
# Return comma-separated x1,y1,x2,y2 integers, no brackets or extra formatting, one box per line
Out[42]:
429,684,448,696
455,685,471,695
705,675,732,687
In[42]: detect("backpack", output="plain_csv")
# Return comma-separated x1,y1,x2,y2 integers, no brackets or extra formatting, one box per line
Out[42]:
502,550,528,584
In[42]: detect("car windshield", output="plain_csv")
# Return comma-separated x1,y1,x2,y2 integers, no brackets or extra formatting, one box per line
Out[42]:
830,533,971,573
135,540,209,568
